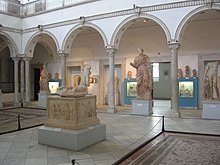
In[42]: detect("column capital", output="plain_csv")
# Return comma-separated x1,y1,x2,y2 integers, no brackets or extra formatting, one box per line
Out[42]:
106,46,118,55
23,57,32,61
168,42,181,50
12,57,20,61
58,50,69,58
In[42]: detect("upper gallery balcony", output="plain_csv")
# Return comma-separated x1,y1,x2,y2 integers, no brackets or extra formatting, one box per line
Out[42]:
0,0,219,18
0,0,99,17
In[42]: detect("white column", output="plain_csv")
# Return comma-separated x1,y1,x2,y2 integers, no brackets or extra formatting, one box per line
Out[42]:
20,59,25,104
59,52,68,86
106,47,117,113
24,57,31,104
12,57,20,105
169,43,180,117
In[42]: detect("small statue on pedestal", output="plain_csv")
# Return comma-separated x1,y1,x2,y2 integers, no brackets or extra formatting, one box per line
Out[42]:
178,69,183,78
40,63,49,92
185,65,190,77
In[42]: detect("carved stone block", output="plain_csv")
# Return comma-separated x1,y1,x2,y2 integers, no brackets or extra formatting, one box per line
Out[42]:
45,95,99,130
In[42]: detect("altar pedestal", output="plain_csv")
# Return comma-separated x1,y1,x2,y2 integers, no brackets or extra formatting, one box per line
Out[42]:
38,90,50,108
0,89,3,109
202,101,220,120
131,99,153,116
38,95,106,151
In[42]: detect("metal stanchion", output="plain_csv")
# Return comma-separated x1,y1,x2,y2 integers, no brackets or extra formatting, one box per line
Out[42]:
162,116,165,132
18,115,21,130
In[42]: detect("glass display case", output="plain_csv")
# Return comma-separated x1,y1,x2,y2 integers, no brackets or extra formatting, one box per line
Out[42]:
179,81,193,98
178,77,198,108
48,79,61,94
127,81,137,97
124,78,137,104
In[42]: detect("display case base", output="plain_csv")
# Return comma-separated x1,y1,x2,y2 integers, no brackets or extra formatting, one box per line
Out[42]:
131,99,152,116
202,101,220,120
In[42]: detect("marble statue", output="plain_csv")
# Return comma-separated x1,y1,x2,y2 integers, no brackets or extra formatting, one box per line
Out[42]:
114,75,119,105
185,65,190,77
130,48,153,100
127,70,132,79
56,85,87,97
39,63,49,91
193,69,197,77
204,61,219,100
81,64,91,87
54,72,59,80
55,64,92,97
74,75,81,87
48,73,52,80
178,69,183,78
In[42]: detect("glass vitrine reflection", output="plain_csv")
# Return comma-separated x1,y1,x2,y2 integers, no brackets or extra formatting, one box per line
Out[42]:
127,81,137,97
179,81,193,98
49,81,59,94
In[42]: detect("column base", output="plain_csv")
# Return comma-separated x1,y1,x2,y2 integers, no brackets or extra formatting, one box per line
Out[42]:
107,106,116,113
14,102,21,107
23,101,31,106
170,109,180,117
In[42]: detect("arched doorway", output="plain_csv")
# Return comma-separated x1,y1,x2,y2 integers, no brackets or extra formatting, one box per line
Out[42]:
112,16,172,111
26,33,59,101
63,25,107,106
177,9,220,114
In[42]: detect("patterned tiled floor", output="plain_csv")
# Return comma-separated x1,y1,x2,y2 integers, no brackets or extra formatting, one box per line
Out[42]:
0,101,219,165
127,133,220,165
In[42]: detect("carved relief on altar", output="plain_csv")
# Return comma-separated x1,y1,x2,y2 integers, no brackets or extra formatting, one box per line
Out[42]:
47,101,74,121
45,95,99,130
77,97,97,121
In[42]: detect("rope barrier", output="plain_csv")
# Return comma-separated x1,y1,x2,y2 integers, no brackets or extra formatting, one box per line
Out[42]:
0,115,18,125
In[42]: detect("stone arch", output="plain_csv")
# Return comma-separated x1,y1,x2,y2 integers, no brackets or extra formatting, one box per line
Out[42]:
62,22,108,53
25,30,59,58
110,14,171,49
175,4,220,43
0,31,19,57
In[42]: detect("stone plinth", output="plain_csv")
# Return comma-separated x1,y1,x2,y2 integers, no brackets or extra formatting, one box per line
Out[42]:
38,95,106,151
45,95,100,130
0,89,3,109
38,90,50,108
132,99,153,116
38,124,106,151
202,100,220,120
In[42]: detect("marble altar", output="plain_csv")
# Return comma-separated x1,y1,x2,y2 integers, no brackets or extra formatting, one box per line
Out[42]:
44,95,100,130
38,95,106,151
